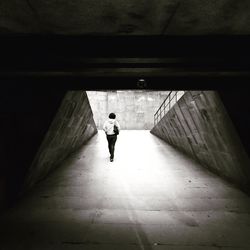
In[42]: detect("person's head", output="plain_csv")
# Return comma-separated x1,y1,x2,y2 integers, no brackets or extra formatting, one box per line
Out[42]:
109,113,116,119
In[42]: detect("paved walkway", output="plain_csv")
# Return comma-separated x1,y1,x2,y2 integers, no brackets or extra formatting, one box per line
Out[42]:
1,130,250,250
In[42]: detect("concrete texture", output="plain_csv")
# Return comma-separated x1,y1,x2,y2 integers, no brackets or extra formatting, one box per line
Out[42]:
1,1,250,35
151,91,250,194
0,130,250,249
24,91,97,192
87,90,169,129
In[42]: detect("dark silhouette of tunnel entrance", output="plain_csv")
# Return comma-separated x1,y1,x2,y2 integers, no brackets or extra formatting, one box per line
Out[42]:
1,35,250,249
1,86,250,249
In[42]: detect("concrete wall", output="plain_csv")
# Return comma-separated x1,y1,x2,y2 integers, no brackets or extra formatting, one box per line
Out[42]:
24,91,97,190
151,91,250,192
87,90,169,129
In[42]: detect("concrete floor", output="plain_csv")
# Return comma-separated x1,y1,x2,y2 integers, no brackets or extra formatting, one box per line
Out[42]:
1,130,250,250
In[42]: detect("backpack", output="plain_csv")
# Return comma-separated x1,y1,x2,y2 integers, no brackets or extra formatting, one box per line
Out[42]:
114,124,119,135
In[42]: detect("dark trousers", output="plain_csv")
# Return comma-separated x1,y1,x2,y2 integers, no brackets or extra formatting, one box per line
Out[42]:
106,134,117,159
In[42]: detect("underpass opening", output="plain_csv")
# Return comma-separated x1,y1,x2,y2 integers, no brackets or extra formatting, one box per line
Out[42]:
86,90,170,130
1,87,250,250
1,86,250,213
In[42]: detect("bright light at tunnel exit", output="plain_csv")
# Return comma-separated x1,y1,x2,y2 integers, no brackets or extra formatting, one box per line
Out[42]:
86,90,184,130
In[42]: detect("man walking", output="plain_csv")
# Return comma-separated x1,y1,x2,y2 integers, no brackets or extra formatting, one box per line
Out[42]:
103,113,120,162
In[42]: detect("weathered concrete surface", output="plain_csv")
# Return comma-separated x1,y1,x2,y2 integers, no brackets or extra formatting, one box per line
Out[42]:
24,91,97,191
87,90,169,129
0,130,250,249
1,1,250,35
151,91,250,193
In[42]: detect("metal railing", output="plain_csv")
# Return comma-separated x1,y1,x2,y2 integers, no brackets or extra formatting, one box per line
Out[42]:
154,91,185,126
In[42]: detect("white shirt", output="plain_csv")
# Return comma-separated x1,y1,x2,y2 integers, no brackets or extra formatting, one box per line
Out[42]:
103,118,120,135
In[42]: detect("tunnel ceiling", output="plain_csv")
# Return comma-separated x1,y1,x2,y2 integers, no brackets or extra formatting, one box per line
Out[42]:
1,0,250,35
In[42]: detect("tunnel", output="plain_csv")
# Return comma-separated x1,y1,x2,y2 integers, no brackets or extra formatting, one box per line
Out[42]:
1,0,250,247
0,84,250,249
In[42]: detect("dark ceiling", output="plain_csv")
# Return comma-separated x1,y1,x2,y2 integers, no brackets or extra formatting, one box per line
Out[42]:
1,0,250,91
1,0,250,35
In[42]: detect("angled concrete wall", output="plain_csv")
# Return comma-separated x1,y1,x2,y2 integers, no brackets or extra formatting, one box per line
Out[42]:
24,91,97,191
151,91,250,192
87,90,169,129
